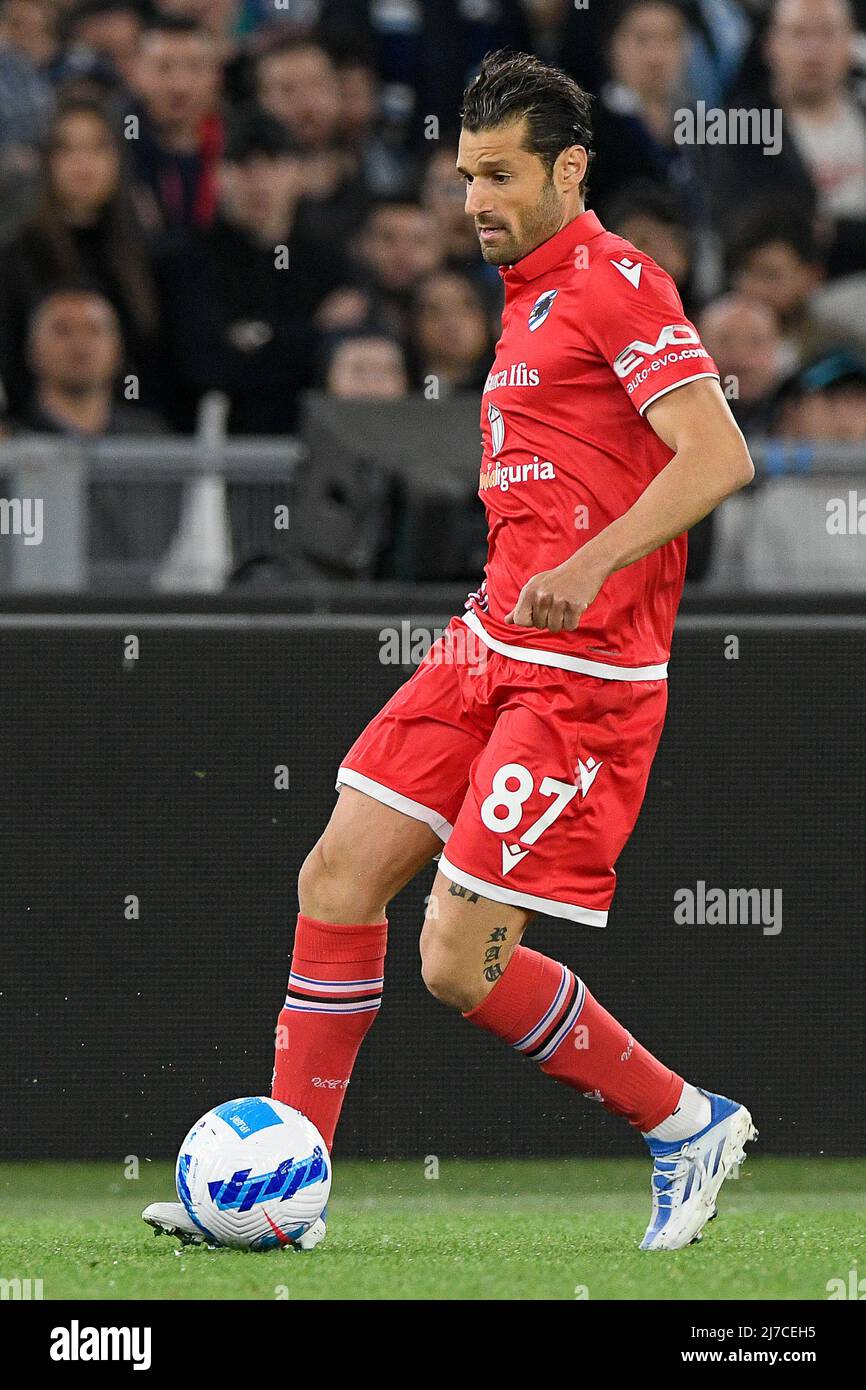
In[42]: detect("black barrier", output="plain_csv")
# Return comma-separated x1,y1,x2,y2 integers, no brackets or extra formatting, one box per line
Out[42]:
3,612,865,1160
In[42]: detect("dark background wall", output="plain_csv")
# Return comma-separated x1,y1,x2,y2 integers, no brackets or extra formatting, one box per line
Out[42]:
3,610,864,1161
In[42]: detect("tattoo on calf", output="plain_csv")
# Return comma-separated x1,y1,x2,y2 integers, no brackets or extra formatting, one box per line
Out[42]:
482,926,509,984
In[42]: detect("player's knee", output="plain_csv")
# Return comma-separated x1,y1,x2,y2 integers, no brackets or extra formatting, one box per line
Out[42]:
419,925,483,1012
297,838,385,923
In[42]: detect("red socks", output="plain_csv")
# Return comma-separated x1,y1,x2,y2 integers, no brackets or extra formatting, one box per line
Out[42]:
272,914,387,1149
273,922,680,1148
464,945,682,1132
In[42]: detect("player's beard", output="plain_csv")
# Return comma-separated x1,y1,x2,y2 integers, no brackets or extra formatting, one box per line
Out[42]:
478,175,564,266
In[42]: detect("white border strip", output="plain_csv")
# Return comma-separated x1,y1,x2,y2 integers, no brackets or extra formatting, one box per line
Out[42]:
336,766,453,842
439,852,608,927
460,607,667,680
638,371,720,416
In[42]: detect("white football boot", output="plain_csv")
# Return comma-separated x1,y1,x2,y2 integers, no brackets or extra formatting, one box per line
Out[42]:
640,1089,757,1251
141,1201,327,1250
142,1201,210,1246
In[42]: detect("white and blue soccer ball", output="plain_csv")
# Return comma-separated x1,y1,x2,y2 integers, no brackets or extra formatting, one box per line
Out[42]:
176,1097,331,1250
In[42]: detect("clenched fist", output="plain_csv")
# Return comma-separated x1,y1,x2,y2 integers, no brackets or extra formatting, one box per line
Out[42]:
504,550,610,633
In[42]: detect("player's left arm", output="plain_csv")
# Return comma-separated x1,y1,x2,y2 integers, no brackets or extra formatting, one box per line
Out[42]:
505,377,754,632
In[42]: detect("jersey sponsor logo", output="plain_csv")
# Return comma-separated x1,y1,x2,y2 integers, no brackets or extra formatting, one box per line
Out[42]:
488,402,505,455
610,256,642,288
528,288,559,331
479,455,557,493
483,361,540,392
625,347,711,394
613,323,702,379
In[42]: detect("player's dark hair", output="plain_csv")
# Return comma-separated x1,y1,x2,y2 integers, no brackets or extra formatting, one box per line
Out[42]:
460,49,594,195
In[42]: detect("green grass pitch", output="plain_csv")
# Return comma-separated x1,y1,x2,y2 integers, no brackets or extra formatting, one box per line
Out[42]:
1,1159,864,1301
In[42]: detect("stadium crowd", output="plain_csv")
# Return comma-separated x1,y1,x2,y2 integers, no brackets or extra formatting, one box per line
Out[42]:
0,0,865,584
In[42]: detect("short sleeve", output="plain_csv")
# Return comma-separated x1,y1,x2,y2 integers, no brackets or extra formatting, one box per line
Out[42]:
583,252,719,415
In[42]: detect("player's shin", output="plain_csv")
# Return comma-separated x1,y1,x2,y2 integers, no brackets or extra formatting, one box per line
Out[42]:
463,944,683,1132
272,914,387,1149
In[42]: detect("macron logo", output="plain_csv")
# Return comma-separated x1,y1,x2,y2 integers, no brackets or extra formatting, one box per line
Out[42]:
502,843,529,876
611,256,642,289
577,756,603,797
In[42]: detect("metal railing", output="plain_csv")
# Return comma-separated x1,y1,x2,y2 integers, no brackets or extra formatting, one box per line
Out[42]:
0,431,305,590
0,407,864,592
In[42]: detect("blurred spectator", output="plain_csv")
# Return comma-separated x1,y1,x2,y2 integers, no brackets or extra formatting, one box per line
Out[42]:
153,1,247,63
809,266,866,348
156,105,352,433
711,0,866,278
1,0,112,89
324,331,408,400
725,210,866,363
10,284,181,572
529,0,753,107
16,284,163,436
524,0,606,78
772,349,866,437
700,293,788,431
682,0,755,108
254,31,371,247
0,96,159,417
420,144,475,265
129,14,223,238
408,269,493,395
604,179,701,314
0,1,54,184
319,0,532,149
420,142,502,315
589,0,724,296
589,2,696,213
1,0,60,73
349,197,442,339
329,35,409,198
67,1,145,90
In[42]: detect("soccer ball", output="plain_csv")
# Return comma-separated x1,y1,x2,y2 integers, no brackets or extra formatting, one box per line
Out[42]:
176,1096,331,1250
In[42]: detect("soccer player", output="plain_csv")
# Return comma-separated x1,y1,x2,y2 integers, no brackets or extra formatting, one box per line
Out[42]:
146,51,756,1252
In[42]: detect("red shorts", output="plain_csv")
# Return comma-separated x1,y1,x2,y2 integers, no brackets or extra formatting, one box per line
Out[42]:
337,616,668,925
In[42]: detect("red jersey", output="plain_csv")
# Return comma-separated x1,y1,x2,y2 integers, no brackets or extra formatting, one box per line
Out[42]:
464,208,719,680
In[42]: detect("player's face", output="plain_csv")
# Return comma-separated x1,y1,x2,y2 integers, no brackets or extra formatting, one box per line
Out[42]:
457,120,573,266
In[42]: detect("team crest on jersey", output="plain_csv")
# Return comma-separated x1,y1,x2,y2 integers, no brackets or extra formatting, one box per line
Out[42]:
487,402,505,456
528,288,558,331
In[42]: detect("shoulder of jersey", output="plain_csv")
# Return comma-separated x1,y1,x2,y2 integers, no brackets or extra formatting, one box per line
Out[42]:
587,231,665,294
